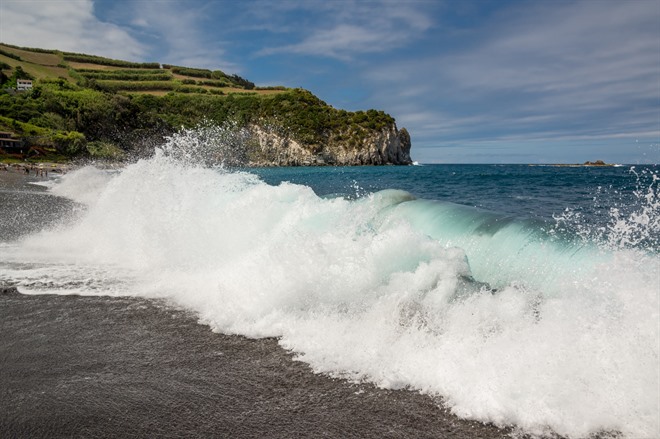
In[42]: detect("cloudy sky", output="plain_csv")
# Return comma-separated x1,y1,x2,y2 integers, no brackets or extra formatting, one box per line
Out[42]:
1,0,658,163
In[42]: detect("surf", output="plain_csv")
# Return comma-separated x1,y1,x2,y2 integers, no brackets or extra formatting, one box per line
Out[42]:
0,140,658,438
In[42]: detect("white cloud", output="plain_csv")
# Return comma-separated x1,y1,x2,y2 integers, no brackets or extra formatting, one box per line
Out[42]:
363,0,660,151
0,0,145,60
0,0,239,72
123,1,239,72
258,0,434,59
441,1,659,105
131,18,149,28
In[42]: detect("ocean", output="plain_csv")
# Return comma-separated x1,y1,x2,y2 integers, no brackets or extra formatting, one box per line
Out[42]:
0,135,658,438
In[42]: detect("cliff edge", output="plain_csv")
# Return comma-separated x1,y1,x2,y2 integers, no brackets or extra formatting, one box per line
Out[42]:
247,123,412,166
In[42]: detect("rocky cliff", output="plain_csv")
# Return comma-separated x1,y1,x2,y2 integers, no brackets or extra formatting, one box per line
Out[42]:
246,123,412,166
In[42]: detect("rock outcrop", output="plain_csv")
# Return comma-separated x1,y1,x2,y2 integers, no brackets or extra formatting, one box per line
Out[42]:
583,160,612,166
246,123,412,166
0,285,19,296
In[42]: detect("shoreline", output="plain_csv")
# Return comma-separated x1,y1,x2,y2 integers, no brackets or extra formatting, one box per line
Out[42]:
1,161,72,176
0,289,515,438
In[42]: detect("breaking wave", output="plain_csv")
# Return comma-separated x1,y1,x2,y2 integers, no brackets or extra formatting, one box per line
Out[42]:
0,134,658,438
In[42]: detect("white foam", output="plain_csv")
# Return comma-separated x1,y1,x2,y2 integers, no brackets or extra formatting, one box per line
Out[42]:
0,148,657,438
49,166,117,206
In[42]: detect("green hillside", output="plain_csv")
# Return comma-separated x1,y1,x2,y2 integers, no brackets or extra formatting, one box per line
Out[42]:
0,43,275,96
0,43,396,164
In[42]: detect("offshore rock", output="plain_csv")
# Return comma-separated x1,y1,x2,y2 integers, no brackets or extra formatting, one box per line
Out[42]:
246,123,412,167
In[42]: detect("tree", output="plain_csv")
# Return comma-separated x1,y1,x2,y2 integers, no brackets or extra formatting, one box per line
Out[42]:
53,131,86,155
0,61,11,85
5,66,34,89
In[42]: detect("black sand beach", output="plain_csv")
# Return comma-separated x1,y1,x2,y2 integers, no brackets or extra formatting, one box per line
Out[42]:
0,288,513,438
0,169,517,438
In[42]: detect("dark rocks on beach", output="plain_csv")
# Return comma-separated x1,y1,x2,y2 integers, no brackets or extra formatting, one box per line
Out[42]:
0,285,19,296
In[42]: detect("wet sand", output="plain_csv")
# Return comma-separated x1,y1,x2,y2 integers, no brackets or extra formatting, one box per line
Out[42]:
0,171,78,242
0,288,514,438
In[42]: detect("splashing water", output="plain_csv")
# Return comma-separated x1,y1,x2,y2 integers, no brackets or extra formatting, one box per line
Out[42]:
160,120,255,167
553,167,659,252
0,129,658,438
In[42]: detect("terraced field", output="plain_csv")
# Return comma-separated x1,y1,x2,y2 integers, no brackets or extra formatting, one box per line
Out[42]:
0,43,286,96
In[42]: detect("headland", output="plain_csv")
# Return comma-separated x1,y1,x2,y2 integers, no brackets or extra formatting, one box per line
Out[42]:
0,43,412,167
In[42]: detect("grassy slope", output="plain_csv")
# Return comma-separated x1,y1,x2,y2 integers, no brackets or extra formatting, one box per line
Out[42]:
0,43,285,96
0,43,399,165
0,43,296,163
0,51,72,82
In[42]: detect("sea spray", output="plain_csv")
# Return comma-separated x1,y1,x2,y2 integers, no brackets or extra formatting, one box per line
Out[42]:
159,120,254,167
553,166,659,252
0,135,657,438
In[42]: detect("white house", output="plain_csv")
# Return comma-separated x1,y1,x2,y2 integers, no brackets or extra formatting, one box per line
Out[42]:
16,79,32,91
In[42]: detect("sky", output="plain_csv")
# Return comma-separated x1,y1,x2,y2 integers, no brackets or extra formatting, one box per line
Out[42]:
1,0,658,164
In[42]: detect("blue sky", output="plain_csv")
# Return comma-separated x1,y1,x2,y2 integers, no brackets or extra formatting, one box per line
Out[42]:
1,0,658,164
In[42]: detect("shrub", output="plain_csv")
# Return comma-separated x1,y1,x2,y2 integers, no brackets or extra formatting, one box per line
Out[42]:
53,131,86,155
211,70,228,79
229,74,255,90
163,65,214,78
197,80,230,88
255,85,287,91
86,140,125,158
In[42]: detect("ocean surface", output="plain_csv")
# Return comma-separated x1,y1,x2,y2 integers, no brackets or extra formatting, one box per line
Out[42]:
1,135,658,438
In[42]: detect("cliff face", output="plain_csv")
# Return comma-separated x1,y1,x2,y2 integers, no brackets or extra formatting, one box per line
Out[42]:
246,123,412,166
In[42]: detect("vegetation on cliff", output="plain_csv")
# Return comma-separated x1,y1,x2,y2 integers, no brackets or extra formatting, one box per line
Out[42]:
0,43,410,165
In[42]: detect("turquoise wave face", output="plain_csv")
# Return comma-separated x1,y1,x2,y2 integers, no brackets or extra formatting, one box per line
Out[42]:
379,197,596,292
0,139,658,438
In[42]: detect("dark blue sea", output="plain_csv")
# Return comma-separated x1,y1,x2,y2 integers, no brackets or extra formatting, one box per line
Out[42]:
255,163,655,222
1,147,658,438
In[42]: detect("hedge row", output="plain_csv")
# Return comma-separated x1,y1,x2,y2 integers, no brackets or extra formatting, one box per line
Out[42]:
79,72,172,81
0,43,59,54
95,80,210,94
96,80,177,92
164,65,213,78
196,79,232,88
255,86,287,91
75,68,165,75
63,54,160,69
0,48,21,61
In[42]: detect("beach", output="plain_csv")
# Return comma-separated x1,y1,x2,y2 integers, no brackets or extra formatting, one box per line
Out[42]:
1,162,71,176
0,288,512,438
1,163,657,438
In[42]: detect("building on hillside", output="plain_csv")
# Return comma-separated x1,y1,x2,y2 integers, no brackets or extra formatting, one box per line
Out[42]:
0,131,26,153
16,79,32,91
